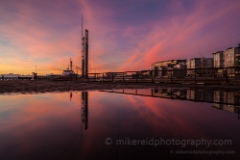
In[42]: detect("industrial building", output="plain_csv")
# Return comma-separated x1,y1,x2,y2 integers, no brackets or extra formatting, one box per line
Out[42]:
62,58,75,75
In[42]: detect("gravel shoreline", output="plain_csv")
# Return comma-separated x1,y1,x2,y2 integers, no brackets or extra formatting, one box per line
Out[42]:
0,81,240,94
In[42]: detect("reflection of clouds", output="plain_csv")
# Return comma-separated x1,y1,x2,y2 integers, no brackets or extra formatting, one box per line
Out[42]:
99,89,240,139
0,92,81,157
0,91,240,159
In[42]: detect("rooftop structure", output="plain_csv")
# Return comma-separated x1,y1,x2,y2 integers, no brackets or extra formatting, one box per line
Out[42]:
152,59,186,69
62,58,75,75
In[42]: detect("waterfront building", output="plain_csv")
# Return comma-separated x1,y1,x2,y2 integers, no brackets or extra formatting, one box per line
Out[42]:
187,58,213,77
213,51,224,68
187,58,200,77
212,51,224,77
152,60,187,78
170,63,187,78
223,44,240,77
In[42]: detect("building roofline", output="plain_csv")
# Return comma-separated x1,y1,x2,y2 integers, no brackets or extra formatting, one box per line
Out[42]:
190,57,213,60
212,51,224,54
225,47,239,51
152,59,187,65
189,58,201,60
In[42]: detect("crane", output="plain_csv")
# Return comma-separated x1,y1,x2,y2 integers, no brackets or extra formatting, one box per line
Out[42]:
199,52,204,58
75,66,82,74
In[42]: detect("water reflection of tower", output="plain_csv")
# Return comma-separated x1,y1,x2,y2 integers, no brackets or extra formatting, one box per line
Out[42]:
81,92,88,130
70,92,72,101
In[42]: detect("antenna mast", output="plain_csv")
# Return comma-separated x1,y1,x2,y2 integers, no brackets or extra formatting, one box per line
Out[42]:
81,14,83,38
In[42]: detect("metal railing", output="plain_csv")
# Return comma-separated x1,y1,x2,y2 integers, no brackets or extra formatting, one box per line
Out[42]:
1,67,240,84
83,67,240,85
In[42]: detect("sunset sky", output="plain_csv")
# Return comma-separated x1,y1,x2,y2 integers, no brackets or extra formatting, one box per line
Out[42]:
1,0,240,75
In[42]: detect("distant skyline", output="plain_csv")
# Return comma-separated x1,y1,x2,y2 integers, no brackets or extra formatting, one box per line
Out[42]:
1,0,240,74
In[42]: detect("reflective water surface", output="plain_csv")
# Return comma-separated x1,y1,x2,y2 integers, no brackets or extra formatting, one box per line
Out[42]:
0,88,240,160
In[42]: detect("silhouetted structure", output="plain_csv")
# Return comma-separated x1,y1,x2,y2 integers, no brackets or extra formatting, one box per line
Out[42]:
81,92,88,130
70,92,72,101
82,30,89,78
62,58,75,75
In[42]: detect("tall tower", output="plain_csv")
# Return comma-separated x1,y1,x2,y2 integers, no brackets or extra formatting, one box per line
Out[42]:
82,30,89,78
70,58,72,71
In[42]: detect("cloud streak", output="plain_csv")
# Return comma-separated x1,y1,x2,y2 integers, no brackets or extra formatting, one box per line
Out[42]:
0,0,240,74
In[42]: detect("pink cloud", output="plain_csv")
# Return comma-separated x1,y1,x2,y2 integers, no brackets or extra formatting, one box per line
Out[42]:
1,0,240,74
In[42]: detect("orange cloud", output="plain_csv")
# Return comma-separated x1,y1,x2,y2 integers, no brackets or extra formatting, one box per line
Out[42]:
1,0,240,74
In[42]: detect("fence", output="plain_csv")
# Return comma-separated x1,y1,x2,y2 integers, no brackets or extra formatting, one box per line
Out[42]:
85,67,240,85
1,67,240,84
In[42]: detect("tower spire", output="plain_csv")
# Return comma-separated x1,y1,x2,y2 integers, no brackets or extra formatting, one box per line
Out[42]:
81,14,83,38
70,58,72,71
